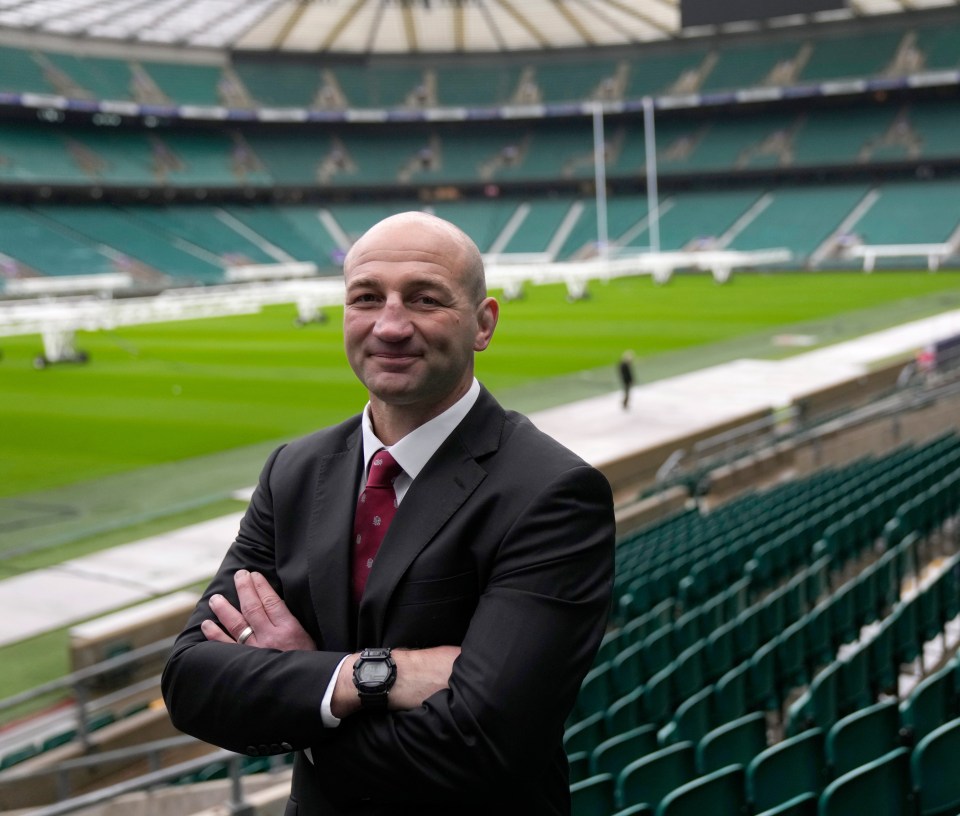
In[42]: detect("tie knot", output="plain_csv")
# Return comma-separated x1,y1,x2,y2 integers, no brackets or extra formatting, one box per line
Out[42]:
366,449,403,488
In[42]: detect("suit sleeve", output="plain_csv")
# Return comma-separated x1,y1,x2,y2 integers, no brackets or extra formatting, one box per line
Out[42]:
161,445,347,754
308,463,615,802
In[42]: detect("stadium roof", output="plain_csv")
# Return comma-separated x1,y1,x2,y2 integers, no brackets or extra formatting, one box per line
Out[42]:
0,0,957,53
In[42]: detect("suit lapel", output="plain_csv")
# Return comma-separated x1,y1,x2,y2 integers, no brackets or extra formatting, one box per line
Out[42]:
358,388,505,643
305,424,363,651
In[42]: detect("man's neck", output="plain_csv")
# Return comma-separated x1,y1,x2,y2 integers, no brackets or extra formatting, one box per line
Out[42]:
366,382,474,446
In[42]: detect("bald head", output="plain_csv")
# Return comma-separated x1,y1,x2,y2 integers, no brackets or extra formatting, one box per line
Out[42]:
343,211,486,304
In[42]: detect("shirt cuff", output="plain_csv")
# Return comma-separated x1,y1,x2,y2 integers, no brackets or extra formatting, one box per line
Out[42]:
321,654,352,728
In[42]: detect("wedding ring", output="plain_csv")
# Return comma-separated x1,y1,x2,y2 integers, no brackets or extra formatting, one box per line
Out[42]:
237,625,254,645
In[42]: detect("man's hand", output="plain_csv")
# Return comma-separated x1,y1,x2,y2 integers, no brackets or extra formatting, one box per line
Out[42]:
330,646,461,720
201,569,317,652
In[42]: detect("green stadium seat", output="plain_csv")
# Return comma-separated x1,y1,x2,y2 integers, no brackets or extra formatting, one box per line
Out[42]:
41,729,78,751
0,744,41,770
656,764,746,816
911,717,960,816
696,711,768,774
568,751,591,785
590,724,659,778
606,685,645,735
658,685,714,746
892,600,923,667
565,711,606,757
673,642,707,702
612,640,645,697
818,747,911,816
837,643,872,717
748,640,779,712
616,742,697,812
642,627,675,681
900,659,957,745
714,662,750,724
570,772,616,816
705,620,738,684
754,793,818,816
747,728,826,814
826,699,902,778
777,618,810,694
578,662,614,719
867,615,899,697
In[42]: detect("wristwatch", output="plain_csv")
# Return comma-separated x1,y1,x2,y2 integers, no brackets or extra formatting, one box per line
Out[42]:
352,647,397,710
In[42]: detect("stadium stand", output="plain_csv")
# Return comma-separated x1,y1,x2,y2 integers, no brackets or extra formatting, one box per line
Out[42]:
2,3,960,813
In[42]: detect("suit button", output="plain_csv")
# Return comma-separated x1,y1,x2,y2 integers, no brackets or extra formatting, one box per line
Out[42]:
246,746,259,756
280,742,293,752
259,744,270,755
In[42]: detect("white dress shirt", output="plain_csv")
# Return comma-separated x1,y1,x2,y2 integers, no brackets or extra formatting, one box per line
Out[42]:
318,379,481,728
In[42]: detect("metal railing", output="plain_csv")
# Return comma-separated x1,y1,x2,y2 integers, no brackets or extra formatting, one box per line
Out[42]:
16,746,276,816
0,637,176,749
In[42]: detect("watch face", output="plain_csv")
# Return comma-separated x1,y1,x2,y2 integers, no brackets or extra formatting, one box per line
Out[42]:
359,661,392,683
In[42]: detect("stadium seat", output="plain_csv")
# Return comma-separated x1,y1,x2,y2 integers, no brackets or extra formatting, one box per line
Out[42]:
714,661,750,724
747,727,826,813
786,660,840,736
606,685,645,735
817,747,911,816
0,744,40,770
570,773,616,816
777,618,810,694
836,642,872,717
565,711,606,756
754,794,818,816
612,640,645,697
826,699,902,778
643,665,676,727
867,615,899,696
569,751,591,785
748,639,779,712
672,641,707,702
911,717,960,816
705,620,738,684
696,710,767,774
578,662,615,719
900,658,957,744
591,724,659,778
616,742,697,812
655,764,746,816
658,685,714,746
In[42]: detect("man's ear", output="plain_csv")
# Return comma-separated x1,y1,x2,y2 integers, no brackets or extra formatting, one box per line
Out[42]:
474,297,499,352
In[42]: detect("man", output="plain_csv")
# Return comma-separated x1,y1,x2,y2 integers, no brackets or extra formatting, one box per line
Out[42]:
618,350,635,410
162,212,615,814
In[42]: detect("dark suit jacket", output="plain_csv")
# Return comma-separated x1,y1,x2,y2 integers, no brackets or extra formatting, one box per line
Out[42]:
162,386,615,815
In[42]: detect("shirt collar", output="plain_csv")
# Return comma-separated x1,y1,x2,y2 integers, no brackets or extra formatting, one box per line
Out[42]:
360,378,481,480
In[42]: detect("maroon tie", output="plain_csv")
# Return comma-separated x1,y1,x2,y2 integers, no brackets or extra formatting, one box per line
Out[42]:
352,449,404,605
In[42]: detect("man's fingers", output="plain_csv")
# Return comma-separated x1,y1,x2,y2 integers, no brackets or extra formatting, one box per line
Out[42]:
201,619,232,643
208,593,249,641
251,571,290,624
234,569,271,630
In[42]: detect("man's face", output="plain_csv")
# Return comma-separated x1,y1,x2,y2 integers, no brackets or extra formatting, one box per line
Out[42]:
343,218,497,419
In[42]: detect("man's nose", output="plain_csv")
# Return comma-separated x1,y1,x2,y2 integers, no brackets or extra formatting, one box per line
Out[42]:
373,298,414,341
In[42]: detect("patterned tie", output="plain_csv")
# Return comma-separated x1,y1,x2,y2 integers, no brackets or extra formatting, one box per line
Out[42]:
352,449,404,606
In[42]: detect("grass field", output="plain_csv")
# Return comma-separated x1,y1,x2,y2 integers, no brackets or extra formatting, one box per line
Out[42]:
3,271,960,501
2,269,960,707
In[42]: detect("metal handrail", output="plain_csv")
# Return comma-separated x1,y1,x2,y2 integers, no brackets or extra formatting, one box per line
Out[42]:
0,734,201,783
19,748,271,816
0,637,176,715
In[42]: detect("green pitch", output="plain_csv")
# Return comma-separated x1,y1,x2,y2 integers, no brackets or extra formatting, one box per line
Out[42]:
2,271,960,503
